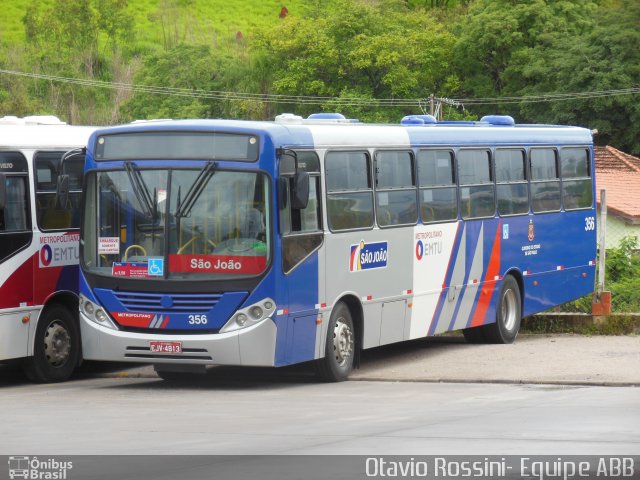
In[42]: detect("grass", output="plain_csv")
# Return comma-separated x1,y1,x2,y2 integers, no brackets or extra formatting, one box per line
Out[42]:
0,0,325,48
0,0,31,44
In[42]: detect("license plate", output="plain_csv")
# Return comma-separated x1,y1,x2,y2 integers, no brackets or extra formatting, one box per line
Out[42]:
149,341,182,354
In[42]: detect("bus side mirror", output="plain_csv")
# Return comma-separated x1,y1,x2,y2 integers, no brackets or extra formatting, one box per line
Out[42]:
278,177,289,210
291,171,309,210
55,174,70,209
0,173,6,210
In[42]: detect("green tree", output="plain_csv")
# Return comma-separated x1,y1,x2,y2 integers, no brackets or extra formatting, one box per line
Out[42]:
452,0,598,99
511,0,640,154
254,0,458,121
121,44,253,120
13,0,134,124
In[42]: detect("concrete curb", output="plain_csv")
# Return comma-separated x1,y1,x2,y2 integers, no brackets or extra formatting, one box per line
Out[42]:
350,377,640,387
85,370,640,387
524,313,640,334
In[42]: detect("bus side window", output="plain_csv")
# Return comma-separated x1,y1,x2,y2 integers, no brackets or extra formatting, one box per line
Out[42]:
496,149,529,216
0,152,32,263
417,149,458,223
35,151,82,230
374,151,417,227
458,149,495,219
325,151,374,231
530,148,561,213
0,176,28,232
561,147,592,210
280,151,323,273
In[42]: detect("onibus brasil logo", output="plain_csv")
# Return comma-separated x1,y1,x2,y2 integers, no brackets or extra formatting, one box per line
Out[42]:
349,240,388,272
8,456,73,479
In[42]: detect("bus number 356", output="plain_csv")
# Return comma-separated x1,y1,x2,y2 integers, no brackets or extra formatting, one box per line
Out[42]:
585,217,595,231
188,315,208,325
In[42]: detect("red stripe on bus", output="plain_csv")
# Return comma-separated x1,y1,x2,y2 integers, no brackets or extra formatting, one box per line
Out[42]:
0,253,35,309
469,224,501,328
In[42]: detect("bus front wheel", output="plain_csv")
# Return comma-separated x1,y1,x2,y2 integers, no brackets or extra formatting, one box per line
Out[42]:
315,302,355,382
483,275,521,344
23,305,80,383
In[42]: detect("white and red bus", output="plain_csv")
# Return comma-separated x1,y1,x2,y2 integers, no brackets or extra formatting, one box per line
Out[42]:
0,115,97,382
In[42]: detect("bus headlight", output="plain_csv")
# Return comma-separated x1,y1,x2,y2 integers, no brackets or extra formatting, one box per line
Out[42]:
80,295,118,330
220,298,275,333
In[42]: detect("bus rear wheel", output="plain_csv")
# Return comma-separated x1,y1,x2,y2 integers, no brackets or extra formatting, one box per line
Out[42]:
483,275,521,344
315,302,355,382
23,305,80,383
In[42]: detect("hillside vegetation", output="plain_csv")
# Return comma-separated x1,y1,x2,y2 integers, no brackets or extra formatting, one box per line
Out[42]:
0,1,320,45
0,0,638,154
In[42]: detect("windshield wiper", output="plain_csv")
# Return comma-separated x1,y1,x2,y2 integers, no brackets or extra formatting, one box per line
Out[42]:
175,162,217,219
124,161,156,220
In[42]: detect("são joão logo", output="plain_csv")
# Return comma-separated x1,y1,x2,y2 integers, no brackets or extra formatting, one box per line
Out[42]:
349,240,388,272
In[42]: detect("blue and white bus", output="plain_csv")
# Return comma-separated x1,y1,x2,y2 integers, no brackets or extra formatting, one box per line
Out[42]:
78,113,596,381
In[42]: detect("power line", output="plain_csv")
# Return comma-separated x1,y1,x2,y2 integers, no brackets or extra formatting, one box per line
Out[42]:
1,68,638,108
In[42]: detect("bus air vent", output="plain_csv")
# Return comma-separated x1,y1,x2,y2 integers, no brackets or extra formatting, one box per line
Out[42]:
307,113,346,120
113,291,222,314
401,115,437,125
480,115,515,126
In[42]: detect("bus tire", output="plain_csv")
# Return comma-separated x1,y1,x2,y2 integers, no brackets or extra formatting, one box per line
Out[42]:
483,275,521,344
462,326,487,343
315,302,355,382
23,305,80,383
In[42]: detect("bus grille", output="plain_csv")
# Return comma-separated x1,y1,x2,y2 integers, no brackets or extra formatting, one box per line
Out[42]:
113,292,222,314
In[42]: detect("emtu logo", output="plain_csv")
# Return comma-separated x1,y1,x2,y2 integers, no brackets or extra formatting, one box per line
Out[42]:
40,245,53,267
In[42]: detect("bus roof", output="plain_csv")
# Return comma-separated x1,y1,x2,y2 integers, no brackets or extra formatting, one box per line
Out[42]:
90,117,593,152
0,123,99,150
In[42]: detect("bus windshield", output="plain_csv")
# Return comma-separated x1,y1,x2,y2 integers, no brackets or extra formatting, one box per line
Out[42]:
82,168,270,280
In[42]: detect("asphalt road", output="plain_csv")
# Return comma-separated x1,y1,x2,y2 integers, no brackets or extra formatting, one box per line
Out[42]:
0,334,638,458
1,376,638,456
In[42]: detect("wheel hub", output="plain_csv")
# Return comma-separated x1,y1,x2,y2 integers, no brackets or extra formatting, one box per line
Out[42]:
44,321,71,367
333,319,354,366
502,289,517,331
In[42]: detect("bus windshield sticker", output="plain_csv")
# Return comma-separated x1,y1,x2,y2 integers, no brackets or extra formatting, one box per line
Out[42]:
148,258,164,276
503,224,509,240
349,240,388,272
98,237,120,255
112,262,149,278
168,254,267,274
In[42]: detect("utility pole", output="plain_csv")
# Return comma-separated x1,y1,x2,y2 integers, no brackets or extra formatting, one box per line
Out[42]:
426,94,464,120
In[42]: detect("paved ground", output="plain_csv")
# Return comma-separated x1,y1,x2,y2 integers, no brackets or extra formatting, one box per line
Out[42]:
1,378,638,455
1,333,638,479
66,333,640,386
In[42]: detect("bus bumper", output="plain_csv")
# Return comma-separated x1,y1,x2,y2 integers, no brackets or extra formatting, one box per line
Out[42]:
80,312,277,367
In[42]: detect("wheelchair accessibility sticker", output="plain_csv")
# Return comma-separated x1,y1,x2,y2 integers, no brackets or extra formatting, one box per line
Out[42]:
148,258,164,276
